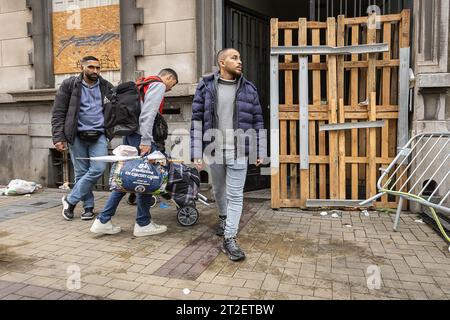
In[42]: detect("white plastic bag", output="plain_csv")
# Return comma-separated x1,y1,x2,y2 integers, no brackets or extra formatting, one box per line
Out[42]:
5,179,41,195
146,151,166,161
112,145,139,157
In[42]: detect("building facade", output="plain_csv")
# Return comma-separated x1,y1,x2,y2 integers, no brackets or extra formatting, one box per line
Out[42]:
0,0,199,188
0,0,448,202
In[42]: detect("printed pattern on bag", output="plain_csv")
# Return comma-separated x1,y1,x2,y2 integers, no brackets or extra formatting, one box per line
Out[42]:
109,159,168,194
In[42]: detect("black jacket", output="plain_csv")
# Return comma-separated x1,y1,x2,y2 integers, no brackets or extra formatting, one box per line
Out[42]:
51,73,114,144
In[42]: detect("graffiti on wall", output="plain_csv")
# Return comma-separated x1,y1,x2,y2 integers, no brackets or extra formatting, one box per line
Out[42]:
52,5,121,74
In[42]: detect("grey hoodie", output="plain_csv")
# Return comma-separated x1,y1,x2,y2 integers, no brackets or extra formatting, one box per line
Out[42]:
138,82,166,145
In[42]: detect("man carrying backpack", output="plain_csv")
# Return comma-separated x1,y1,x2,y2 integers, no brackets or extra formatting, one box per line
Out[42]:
52,56,113,221
90,68,178,237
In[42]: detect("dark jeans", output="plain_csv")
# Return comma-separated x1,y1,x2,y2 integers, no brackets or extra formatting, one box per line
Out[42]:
97,133,158,226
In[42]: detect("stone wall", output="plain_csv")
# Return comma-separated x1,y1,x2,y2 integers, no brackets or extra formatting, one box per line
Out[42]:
135,0,197,86
0,0,33,97
0,0,198,186
411,0,450,211
0,99,53,186
135,0,198,169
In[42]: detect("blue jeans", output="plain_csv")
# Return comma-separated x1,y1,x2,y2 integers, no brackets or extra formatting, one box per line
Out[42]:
67,134,108,209
97,133,157,227
208,149,248,238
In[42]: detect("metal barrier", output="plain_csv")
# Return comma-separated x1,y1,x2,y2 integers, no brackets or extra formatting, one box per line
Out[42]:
361,133,450,238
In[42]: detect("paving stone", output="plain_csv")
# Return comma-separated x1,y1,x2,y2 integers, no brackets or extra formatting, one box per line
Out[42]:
0,282,27,298
233,270,267,281
2,189,450,300
107,289,140,300
41,291,68,300
105,279,140,291
228,286,265,299
314,288,333,299
134,283,171,296
196,283,232,295
2,294,23,300
15,286,53,299
407,290,429,300
397,273,436,284
77,284,115,297
278,283,314,296
421,283,447,299
211,275,246,287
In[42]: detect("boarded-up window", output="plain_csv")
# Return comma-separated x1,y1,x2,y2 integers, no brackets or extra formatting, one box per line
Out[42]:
52,3,121,74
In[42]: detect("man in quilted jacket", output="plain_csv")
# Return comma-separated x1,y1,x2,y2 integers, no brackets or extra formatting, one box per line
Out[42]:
190,48,266,261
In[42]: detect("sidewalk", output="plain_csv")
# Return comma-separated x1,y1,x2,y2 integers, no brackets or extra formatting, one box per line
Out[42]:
0,188,450,300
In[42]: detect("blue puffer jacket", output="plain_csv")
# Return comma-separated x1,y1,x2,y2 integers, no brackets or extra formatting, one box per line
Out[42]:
190,72,266,161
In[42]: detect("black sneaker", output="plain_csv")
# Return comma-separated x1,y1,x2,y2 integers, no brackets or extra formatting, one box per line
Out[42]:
81,208,95,221
216,216,226,236
222,237,246,261
127,193,136,205
61,196,75,221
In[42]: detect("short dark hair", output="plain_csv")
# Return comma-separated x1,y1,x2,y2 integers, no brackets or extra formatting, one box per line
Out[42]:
216,48,238,66
158,68,178,83
81,56,99,63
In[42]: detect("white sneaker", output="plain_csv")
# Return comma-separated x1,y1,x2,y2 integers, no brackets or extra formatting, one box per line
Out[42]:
90,219,121,235
133,221,167,237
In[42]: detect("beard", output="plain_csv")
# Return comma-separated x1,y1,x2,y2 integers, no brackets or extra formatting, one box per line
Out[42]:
225,69,241,77
85,73,98,81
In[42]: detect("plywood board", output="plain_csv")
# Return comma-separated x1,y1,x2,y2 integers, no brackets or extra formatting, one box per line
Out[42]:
52,5,121,74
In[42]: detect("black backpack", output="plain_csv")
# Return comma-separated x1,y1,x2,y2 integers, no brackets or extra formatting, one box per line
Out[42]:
104,80,168,141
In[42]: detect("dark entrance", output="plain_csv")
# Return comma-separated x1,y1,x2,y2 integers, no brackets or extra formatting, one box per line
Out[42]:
224,0,270,192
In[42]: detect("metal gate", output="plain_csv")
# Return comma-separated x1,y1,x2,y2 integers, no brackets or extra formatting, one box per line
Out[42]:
309,0,413,21
270,10,411,209
360,133,450,233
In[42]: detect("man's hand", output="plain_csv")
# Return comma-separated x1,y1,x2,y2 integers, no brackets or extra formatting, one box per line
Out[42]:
194,158,204,171
256,159,263,167
54,141,67,153
139,144,151,156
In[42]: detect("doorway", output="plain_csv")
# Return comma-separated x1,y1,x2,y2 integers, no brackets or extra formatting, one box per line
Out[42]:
224,0,271,191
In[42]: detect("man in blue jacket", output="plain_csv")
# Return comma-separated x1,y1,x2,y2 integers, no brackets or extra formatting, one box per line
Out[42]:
190,48,265,261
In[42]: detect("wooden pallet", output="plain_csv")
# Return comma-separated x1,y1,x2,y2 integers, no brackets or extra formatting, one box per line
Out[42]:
270,10,410,209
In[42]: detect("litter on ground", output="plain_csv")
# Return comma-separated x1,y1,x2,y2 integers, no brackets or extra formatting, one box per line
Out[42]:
361,210,370,217
4,179,42,195
182,288,191,295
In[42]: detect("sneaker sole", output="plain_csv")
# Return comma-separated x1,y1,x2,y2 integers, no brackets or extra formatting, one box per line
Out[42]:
81,216,95,221
221,246,245,262
133,229,167,237
61,196,73,221
90,228,121,235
